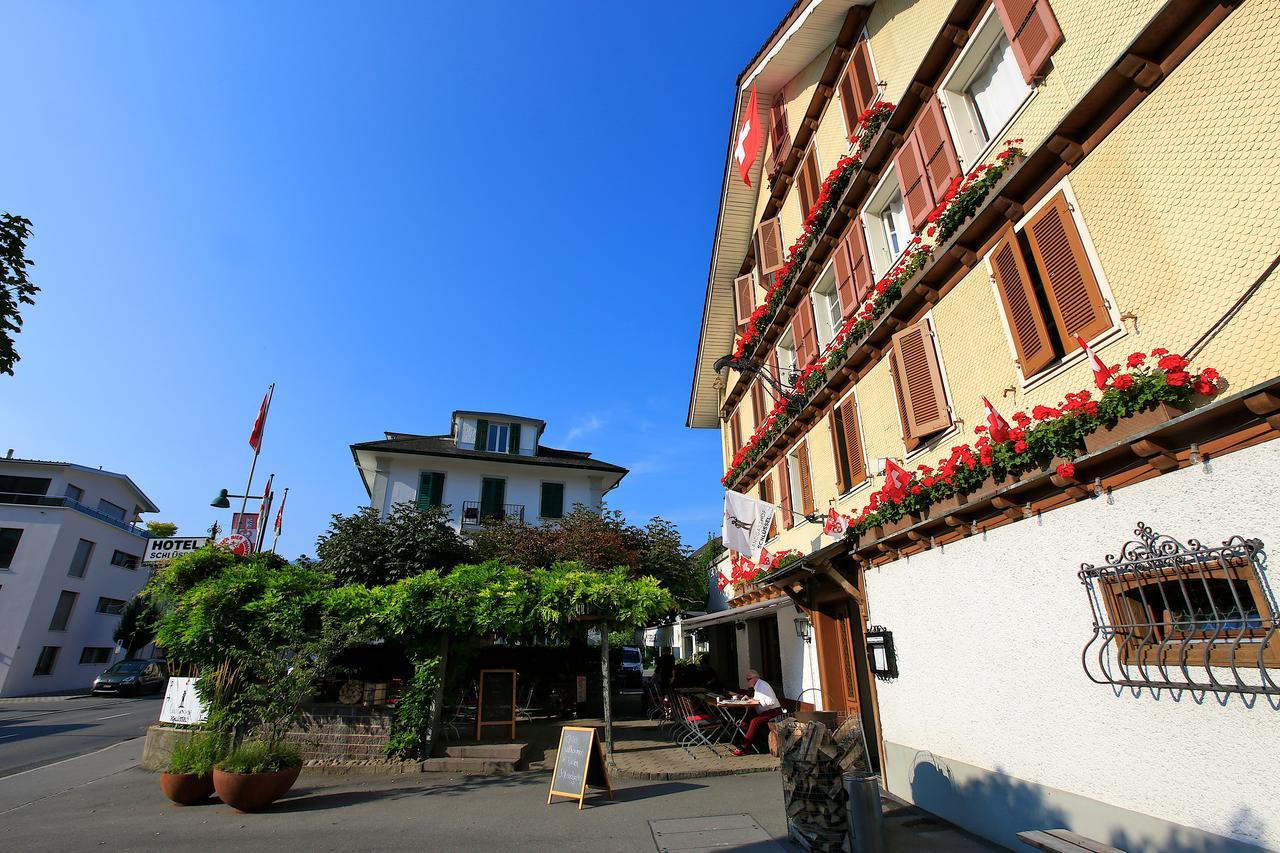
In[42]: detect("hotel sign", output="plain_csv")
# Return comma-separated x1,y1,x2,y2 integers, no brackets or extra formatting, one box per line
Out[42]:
143,536,211,566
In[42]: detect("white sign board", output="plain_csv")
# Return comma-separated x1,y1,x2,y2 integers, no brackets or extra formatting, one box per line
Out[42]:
144,537,211,565
159,677,208,725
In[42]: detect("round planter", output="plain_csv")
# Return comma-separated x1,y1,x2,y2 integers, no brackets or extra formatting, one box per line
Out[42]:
212,766,301,812
159,772,215,805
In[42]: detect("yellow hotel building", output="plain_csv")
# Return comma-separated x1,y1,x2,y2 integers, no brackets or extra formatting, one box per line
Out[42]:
688,0,1280,847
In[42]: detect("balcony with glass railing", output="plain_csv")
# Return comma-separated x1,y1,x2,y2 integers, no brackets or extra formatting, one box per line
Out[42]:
0,492,149,538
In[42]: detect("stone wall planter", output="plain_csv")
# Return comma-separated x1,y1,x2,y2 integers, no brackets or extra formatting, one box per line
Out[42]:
1083,403,1185,453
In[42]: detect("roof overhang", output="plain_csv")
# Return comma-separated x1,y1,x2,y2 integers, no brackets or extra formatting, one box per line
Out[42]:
681,595,790,630
349,444,627,498
0,458,160,513
687,0,873,429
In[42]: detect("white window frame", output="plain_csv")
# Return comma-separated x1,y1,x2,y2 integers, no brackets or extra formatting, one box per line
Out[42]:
785,445,810,527
485,423,511,453
938,5,1035,170
811,263,842,351
984,178,1126,393
861,167,911,279
776,331,798,387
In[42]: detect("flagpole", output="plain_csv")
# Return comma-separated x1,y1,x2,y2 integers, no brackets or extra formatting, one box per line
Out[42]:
271,487,288,554
239,383,274,528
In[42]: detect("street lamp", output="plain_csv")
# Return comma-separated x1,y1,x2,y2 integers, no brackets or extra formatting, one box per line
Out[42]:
714,354,808,413
210,489,265,509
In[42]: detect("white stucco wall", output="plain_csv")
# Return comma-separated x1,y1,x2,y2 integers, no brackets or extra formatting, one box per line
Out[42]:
865,439,1280,850
1,465,154,697
379,455,605,530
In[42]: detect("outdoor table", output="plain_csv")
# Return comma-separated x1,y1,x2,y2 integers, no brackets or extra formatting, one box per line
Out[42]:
713,697,757,742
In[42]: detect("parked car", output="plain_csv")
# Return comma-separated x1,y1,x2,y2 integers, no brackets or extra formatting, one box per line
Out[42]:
616,645,643,690
91,658,168,696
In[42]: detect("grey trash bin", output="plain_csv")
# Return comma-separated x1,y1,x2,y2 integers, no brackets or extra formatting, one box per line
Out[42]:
844,772,886,853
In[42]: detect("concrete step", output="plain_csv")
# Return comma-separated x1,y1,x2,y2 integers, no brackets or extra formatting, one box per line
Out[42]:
420,756,520,775
444,743,528,763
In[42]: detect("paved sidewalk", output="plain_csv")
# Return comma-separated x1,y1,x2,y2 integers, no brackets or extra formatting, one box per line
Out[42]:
604,718,778,780
1,738,1000,852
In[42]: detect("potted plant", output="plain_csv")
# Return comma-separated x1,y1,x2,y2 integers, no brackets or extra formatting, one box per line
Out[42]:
160,730,224,805
212,739,302,812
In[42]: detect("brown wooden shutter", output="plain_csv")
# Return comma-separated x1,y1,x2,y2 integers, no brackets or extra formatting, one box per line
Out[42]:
1024,192,1111,347
768,349,782,402
729,406,742,453
893,132,934,231
829,412,849,495
759,475,778,538
734,273,755,328
916,98,962,201
792,297,819,367
767,97,791,179
990,225,1056,377
750,381,766,426
798,149,821,219
796,442,815,515
994,0,1064,84
757,218,785,275
838,40,877,136
891,321,952,437
777,459,794,530
846,219,873,312
888,350,922,452
839,396,867,485
832,231,856,318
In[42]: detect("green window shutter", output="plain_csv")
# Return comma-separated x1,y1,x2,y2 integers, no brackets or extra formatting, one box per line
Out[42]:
481,478,504,518
417,473,434,509
509,423,522,455
430,472,445,507
540,483,564,519
475,419,489,451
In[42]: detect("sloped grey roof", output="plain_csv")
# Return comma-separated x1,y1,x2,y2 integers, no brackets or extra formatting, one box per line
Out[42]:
350,434,628,475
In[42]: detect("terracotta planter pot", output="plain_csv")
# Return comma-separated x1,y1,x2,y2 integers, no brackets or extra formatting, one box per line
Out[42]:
213,766,301,812
1083,403,1184,454
159,772,215,805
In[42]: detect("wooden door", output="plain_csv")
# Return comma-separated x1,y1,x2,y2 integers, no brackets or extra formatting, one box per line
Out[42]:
812,599,861,719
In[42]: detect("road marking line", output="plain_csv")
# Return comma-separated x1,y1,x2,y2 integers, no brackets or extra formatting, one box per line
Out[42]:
0,738,134,782
94,713,130,721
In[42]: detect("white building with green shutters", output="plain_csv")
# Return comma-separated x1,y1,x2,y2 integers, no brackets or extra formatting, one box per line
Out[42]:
350,411,628,532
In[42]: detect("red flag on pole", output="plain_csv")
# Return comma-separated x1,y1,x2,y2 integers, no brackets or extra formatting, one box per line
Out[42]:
982,396,1011,443
258,474,273,527
274,489,287,537
1075,336,1113,389
249,386,273,453
734,86,763,187
883,458,912,501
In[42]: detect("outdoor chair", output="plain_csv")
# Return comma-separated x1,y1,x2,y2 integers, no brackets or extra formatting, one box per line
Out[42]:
442,683,478,742
515,682,538,722
672,692,724,758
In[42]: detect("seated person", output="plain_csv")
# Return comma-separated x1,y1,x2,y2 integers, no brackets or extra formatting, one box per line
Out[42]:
731,669,783,756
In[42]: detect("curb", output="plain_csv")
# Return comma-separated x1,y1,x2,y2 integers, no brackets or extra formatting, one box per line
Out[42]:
609,761,779,781
0,694,93,704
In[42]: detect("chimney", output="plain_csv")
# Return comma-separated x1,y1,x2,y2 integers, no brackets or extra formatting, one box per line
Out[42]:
5,449,12,459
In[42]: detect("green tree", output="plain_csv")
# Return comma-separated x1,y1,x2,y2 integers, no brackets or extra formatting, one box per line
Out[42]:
145,521,178,538
0,213,37,377
315,503,473,586
113,594,160,659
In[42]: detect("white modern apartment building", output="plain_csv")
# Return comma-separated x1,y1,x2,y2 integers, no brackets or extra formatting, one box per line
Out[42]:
350,411,627,530
0,457,158,697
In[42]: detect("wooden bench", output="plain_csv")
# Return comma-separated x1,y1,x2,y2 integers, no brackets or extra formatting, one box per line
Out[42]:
1017,829,1124,853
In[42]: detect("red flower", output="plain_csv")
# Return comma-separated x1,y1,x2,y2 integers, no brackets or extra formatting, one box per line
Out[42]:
910,484,922,495
1014,439,1028,453
1151,347,1169,357
1193,378,1215,395
1056,463,1076,479
1201,367,1220,382
1126,352,1146,368
1165,370,1190,387
1112,374,1133,390
1158,353,1189,372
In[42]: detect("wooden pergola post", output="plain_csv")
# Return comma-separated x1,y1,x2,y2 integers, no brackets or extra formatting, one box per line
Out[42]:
600,621,612,758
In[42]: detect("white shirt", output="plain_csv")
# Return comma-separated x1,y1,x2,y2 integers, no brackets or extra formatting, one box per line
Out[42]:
751,677,780,711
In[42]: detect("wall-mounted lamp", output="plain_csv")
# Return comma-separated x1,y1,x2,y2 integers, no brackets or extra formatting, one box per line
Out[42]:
793,615,813,642
734,621,747,631
865,626,898,679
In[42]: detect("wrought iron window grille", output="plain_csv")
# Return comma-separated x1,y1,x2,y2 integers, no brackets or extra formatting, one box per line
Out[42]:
1080,522,1278,696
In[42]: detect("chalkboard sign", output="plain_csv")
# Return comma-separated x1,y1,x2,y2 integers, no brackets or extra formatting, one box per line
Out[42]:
546,726,612,809
476,669,516,740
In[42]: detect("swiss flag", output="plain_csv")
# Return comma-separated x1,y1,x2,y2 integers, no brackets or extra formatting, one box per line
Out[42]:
1076,336,1113,389
823,508,848,537
734,87,762,187
248,386,272,453
982,396,1011,443
884,458,912,501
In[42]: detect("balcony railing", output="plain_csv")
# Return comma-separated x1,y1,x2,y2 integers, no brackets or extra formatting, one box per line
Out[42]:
0,492,149,538
460,501,524,527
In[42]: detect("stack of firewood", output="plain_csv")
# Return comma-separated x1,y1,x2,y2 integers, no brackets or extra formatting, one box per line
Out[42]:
775,716,870,852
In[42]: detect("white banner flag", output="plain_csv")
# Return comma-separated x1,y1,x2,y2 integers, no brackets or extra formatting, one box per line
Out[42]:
722,490,776,560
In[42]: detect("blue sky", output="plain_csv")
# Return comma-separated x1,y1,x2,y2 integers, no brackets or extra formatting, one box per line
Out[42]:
1,2,785,556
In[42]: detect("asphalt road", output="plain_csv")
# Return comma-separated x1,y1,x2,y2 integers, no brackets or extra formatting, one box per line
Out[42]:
0,694,163,777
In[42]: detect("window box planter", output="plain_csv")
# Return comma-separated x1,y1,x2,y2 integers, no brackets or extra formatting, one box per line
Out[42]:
1083,402,1186,454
